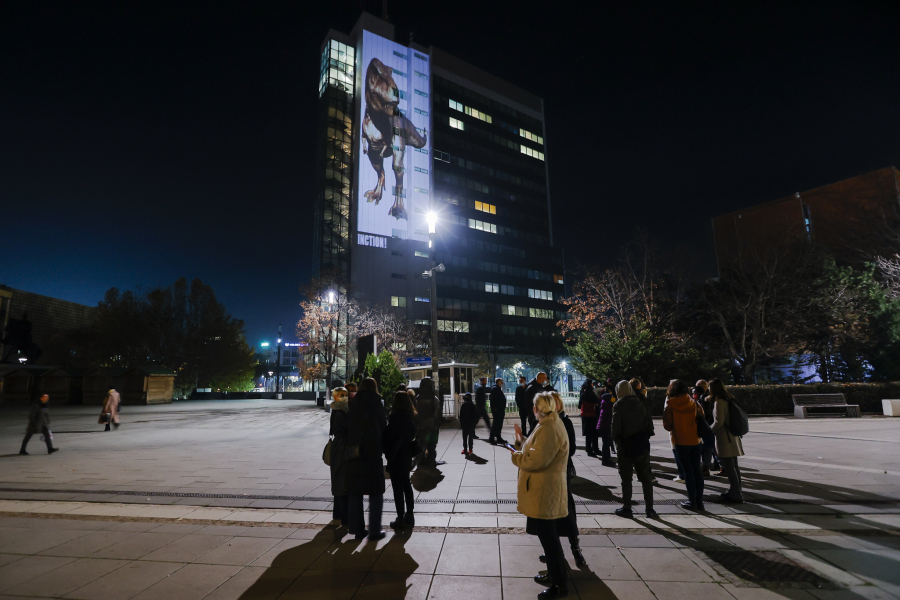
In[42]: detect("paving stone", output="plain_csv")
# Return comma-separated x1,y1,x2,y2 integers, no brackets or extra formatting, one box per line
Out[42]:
428,574,502,600
277,568,366,600
621,547,713,582
193,536,281,566
0,554,77,591
647,581,738,600
89,532,188,560
142,533,232,562
203,566,301,600
131,563,242,600
4,557,129,597
62,559,183,600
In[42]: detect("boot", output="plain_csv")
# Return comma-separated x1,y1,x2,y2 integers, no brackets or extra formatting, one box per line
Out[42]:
572,546,586,567
403,512,415,526
389,516,404,529
702,464,711,477
538,585,569,598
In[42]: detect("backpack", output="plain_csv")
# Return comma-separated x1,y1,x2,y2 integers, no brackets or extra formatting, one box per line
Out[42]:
727,399,749,437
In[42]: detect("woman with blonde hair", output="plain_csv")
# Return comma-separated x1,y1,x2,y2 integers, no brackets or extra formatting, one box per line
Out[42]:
508,391,571,599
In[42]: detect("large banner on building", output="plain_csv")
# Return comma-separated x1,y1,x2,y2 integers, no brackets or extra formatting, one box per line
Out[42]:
357,30,431,243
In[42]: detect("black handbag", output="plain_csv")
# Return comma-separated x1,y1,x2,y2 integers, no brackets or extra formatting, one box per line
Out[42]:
408,438,422,457
99,413,111,424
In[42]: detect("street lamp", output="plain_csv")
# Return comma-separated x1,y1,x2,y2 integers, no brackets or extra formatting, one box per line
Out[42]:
423,211,443,383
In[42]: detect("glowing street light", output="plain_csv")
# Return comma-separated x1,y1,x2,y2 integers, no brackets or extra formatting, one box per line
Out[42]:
426,211,437,234
328,290,335,304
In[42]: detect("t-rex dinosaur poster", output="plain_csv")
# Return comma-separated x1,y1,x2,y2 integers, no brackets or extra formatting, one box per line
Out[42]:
357,31,431,242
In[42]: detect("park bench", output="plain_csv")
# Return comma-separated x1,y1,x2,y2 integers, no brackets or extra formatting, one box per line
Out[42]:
791,393,860,419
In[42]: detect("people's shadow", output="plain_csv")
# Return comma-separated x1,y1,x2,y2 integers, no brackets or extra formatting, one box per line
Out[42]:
569,476,620,503
237,524,420,599
411,466,445,492
466,453,489,465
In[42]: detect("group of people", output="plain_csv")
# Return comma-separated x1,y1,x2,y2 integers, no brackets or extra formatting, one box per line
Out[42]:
18,386,122,455
327,377,442,541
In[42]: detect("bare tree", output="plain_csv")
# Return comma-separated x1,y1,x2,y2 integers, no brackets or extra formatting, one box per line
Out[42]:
355,303,427,362
296,290,358,400
876,255,900,299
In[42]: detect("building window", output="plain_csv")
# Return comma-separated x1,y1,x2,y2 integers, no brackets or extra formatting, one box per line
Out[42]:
393,50,407,59
415,71,427,78
554,274,564,285
529,308,554,319
801,203,813,241
415,250,429,258
475,201,496,214
520,128,544,145
520,145,545,161
450,117,465,131
319,39,355,97
414,52,428,60
391,273,406,279
468,218,497,234
415,89,428,97
484,282,499,293
435,150,450,162
415,167,429,174
415,186,428,194
414,108,429,116
528,289,553,301
415,319,430,325
438,319,469,332
391,296,407,307
449,99,492,123
415,296,430,303
393,69,407,78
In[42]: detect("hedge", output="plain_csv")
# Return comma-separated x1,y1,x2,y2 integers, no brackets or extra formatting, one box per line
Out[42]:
643,382,900,415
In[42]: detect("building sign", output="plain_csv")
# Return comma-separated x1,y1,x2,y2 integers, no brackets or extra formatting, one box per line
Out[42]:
357,233,388,248
406,356,431,367
356,30,431,243
284,343,307,347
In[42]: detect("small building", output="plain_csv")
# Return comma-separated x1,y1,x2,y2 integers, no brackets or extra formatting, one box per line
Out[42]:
37,368,75,404
81,367,129,405
0,366,52,404
121,366,176,405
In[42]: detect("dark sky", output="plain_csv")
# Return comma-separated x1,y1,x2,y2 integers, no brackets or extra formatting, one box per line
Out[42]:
3,1,899,345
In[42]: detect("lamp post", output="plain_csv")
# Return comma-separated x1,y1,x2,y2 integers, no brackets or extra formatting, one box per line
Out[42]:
424,212,444,385
276,325,282,399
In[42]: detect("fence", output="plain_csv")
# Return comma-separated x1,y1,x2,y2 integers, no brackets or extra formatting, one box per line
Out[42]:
442,391,579,419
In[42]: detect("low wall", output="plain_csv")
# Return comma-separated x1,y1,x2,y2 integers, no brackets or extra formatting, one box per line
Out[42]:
644,382,900,415
186,391,320,401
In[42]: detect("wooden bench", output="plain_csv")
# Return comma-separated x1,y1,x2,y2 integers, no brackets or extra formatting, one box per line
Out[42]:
791,394,860,419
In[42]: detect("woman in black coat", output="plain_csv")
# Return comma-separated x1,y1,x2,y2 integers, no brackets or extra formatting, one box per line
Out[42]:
329,387,350,525
383,391,418,529
578,380,600,457
550,392,586,568
345,377,388,540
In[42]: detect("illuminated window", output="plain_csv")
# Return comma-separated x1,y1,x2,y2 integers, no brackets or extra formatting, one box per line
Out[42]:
450,117,465,131
393,69,407,77
393,50,407,59
415,250,429,258
475,201,496,214
449,99,492,123
520,129,544,145
415,319,429,325
468,219,497,234
415,71,427,78
529,308,554,319
414,147,429,154
414,108,428,116
484,282,499,293
415,296,430,303
554,274,564,285
414,52,427,60
415,187,428,194
391,296,407,307
415,167,429,174
319,40,355,97
415,89,428,97
520,145,545,161
528,289,553,301
438,320,469,333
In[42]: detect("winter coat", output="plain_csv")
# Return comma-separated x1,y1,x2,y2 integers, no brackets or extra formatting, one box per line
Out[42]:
515,384,528,412
25,402,50,434
415,390,441,432
560,411,576,464
345,390,387,496
555,411,577,538
579,387,600,435
99,390,121,424
523,379,550,413
489,385,506,414
595,392,614,433
475,384,489,408
511,409,569,520
663,393,703,447
383,411,417,474
712,397,745,458
459,401,477,430
329,401,350,496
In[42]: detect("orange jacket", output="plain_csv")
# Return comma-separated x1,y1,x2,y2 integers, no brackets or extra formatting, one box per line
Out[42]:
663,393,703,446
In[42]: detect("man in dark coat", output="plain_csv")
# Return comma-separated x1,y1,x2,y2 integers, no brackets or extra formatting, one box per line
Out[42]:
345,378,387,540
488,378,508,445
579,380,600,456
415,377,443,467
329,388,350,525
522,372,552,437
514,376,531,436
611,380,657,518
473,376,491,436
20,394,58,455
549,395,587,567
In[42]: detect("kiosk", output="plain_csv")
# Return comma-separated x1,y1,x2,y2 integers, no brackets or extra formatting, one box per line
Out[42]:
401,362,478,419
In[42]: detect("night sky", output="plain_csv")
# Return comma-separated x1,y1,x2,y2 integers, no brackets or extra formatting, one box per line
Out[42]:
3,1,899,346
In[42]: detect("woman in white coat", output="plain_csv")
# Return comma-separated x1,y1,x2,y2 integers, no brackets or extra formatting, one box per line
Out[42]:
708,379,744,503
509,391,570,599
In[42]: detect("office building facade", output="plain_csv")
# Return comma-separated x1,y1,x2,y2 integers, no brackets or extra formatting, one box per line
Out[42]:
313,13,564,366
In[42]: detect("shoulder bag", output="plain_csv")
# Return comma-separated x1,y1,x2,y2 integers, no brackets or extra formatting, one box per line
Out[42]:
322,438,332,466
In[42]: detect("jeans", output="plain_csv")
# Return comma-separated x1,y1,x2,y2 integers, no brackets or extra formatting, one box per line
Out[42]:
462,426,475,450
348,493,383,536
673,449,686,479
532,518,567,587
674,444,704,505
475,405,491,431
720,456,743,501
489,410,505,441
617,450,654,510
519,410,536,437
390,471,414,517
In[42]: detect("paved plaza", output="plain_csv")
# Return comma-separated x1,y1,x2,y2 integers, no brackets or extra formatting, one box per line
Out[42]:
0,400,898,599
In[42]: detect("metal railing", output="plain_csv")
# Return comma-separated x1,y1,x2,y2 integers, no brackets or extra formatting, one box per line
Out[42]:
442,391,580,419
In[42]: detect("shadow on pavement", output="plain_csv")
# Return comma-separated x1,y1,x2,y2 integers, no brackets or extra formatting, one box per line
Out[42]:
410,466,445,492
466,453,489,465
569,476,620,503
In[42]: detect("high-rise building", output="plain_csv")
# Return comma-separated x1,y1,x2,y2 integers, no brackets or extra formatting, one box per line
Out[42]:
313,13,564,369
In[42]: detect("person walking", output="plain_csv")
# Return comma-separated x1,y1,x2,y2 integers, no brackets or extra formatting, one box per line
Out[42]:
473,376,491,437
595,381,615,467
20,394,58,455
459,393,477,454
578,380,600,456
611,380,657,518
345,377,388,540
488,378,508,445
508,391,570,599
549,392,586,567
99,387,120,431
383,391,418,528
663,379,705,511
515,376,532,437
329,387,350,526
708,378,744,503
414,377,443,467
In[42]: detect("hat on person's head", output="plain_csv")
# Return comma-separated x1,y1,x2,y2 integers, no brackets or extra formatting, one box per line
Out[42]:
463,392,473,401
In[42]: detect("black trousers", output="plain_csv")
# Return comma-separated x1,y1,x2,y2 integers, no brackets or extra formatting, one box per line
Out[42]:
333,494,349,524
348,493,383,536
532,518,567,587
600,430,612,462
462,426,475,450
475,405,491,430
617,450,654,509
21,427,52,453
519,410,536,437
489,410,505,441
390,470,414,517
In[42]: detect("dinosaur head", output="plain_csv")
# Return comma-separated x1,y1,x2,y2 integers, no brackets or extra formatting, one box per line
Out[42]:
365,58,399,113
